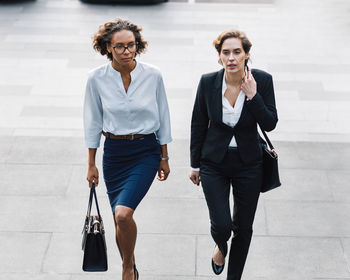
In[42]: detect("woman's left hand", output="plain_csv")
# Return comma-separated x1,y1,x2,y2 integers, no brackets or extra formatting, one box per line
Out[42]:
157,160,170,181
241,70,257,100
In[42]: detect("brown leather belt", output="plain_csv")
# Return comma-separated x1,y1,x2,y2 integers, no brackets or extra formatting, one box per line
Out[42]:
102,131,146,140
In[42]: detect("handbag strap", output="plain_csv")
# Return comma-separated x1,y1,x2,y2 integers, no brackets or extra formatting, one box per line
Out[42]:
86,184,94,217
92,183,102,219
258,125,275,150
86,182,102,219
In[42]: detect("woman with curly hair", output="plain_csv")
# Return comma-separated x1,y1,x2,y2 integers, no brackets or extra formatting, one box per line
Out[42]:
83,18,172,280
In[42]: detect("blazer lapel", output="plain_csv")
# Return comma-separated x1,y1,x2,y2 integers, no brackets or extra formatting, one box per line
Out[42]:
235,97,248,128
213,69,225,123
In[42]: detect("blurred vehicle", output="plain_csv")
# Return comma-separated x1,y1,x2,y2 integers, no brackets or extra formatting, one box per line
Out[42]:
80,0,168,3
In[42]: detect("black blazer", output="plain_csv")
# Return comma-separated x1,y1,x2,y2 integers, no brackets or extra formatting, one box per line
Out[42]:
190,68,278,168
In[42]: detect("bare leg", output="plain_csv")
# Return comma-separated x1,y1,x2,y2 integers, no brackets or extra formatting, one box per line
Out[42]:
113,217,123,259
213,245,225,266
114,205,137,280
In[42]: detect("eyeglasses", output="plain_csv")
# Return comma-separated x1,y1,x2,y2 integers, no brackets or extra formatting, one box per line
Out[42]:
111,42,138,54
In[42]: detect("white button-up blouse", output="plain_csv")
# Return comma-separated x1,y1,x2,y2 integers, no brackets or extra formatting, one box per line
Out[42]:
83,61,172,148
222,72,245,147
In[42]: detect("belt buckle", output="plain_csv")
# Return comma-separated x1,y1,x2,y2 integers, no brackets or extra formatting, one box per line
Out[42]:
130,134,135,140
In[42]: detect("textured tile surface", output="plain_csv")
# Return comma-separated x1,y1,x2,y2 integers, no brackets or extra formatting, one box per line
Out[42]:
1,0,350,279
0,232,51,273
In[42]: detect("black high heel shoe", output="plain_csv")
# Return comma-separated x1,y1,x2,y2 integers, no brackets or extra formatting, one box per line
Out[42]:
211,243,227,275
133,263,139,280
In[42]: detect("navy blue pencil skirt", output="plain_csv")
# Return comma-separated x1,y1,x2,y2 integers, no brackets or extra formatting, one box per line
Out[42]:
102,133,161,213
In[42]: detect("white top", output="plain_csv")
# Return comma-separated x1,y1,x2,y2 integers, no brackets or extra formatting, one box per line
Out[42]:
222,72,245,147
83,61,172,148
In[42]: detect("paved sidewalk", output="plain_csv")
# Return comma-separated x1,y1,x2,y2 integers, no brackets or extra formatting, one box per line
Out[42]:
1,0,350,279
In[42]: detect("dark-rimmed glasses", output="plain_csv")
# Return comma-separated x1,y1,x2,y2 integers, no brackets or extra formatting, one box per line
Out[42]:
111,42,138,54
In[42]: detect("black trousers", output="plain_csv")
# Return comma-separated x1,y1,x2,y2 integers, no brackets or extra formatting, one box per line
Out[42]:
200,148,262,280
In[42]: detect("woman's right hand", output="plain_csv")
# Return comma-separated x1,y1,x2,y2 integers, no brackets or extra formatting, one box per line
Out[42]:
189,170,200,186
87,165,99,188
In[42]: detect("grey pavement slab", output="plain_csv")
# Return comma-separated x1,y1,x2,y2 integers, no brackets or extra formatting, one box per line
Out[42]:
0,85,32,96
1,0,350,279
5,136,86,165
43,232,86,274
269,63,350,74
134,197,211,235
263,168,334,202
341,238,350,274
43,232,121,274
265,200,350,237
327,171,350,202
0,274,70,280
196,0,274,2
0,136,13,163
69,274,228,280
0,232,51,273
0,164,72,196
20,106,82,118
0,195,110,233
244,236,350,279
135,234,196,276
276,141,350,170
166,88,193,99
299,90,350,101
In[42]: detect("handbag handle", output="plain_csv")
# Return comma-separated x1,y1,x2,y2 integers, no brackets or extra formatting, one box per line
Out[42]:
86,182,102,219
258,124,276,152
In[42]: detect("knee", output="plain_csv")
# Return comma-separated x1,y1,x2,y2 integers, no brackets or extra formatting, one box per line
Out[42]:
114,208,133,228
211,223,232,241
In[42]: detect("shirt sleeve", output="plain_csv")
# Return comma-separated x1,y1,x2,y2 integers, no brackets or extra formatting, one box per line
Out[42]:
83,75,103,148
155,73,172,145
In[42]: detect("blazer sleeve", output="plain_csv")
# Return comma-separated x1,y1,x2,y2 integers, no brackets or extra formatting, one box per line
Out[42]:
190,76,209,168
246,73,278,131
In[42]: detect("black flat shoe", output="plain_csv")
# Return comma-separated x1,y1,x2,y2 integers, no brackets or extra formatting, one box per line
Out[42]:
211,244,226,275
211,258,224,275
133,263,139,280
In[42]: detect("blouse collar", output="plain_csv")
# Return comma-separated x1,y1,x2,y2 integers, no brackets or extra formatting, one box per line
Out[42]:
108,59,142,80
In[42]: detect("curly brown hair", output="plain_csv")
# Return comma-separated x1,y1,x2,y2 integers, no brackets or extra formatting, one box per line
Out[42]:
213,29,252,65
93,18,148,61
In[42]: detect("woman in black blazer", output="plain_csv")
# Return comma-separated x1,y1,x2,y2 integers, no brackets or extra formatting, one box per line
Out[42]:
189,30,278,280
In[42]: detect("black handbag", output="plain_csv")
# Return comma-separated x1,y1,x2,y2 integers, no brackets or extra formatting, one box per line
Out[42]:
82,182,108,272
259,128,281,193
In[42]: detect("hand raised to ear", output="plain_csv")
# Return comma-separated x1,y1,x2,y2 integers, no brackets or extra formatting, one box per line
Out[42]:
241,70,257,100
